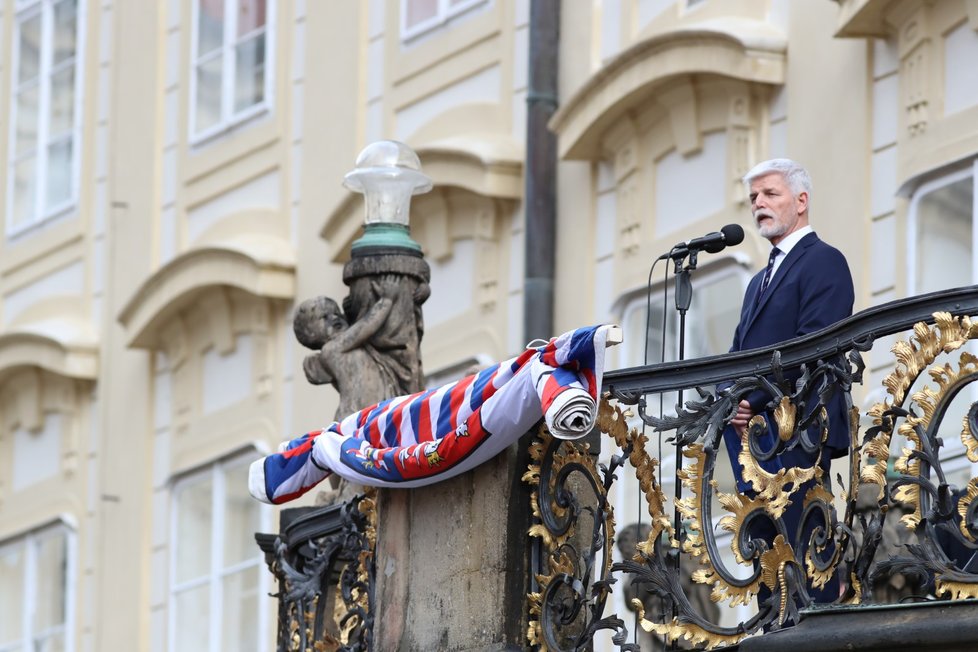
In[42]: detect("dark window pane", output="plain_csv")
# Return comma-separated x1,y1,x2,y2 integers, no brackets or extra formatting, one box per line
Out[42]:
233,33,265,112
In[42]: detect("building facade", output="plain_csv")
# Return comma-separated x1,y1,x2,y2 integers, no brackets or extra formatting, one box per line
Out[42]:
0,0,976,650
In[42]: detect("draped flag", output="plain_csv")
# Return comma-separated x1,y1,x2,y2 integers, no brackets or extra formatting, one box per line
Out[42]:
249,325,614,504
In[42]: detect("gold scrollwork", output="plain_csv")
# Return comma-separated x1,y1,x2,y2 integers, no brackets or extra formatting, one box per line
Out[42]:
602,402,745,649
935,577,978,600
802,484,842,590
862,313,978,499
678,444,762,607
350,489,377,640
632,602,744,650
773,396,796,442
893,348,978,531
759,535,800,628
739,411,821,518
597,401,674,551
957,478,978,543
527,550,577,648
525,420,616,649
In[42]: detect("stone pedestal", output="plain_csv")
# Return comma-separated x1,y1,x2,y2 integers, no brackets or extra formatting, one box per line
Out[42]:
373,442,530,650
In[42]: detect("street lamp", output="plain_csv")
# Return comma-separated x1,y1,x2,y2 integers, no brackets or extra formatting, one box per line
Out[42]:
340,140,431,394
344,139,432,255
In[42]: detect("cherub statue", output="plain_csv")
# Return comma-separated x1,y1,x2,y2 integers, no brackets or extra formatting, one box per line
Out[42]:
292,282,399,422
342,272,429,396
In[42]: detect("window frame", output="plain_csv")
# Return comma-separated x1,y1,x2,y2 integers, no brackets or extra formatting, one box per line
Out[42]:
906,158,978,468
5,0,86,237
188,0,276,144
906,159,978,296
0,522,77,652
167,453,272,652
399,0,487,42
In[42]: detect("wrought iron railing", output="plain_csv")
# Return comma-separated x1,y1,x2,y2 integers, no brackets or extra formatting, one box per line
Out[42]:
526,285,978,650
256,491,377,652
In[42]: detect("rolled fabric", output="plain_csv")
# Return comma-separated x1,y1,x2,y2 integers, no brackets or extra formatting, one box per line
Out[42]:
250,324,614,504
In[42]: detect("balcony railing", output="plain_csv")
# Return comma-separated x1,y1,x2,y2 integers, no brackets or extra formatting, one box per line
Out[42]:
525,285,978,650
256,494,377,652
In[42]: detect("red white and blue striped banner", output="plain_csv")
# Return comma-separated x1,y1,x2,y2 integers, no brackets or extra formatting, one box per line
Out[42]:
249,325,613,504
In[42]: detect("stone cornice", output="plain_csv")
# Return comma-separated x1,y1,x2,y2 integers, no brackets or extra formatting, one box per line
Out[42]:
550,19,787,160
0,328,98,384
118,240,295,350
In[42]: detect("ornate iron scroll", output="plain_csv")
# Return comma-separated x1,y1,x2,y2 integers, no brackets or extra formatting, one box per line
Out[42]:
861,313,978,601
526,300,978,650
259,490,377,651
525,421,629,649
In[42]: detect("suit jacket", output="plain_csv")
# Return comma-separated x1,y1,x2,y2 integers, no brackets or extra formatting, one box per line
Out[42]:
726,231,855,470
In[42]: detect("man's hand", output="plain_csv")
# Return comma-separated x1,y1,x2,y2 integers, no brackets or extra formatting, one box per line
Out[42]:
731,399,753,436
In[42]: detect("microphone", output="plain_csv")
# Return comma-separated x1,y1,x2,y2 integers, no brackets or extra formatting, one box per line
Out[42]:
660,223,745,260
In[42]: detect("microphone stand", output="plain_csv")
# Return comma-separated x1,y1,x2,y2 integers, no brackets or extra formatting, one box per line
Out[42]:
668,248,697,649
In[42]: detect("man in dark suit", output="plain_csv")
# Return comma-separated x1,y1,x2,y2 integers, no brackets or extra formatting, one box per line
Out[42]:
722,158,854,602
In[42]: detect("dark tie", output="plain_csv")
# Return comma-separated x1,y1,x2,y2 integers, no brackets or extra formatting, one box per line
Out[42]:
758,247,781,300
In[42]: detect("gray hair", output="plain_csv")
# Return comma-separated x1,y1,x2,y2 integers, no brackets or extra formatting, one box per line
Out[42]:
743,158,812,199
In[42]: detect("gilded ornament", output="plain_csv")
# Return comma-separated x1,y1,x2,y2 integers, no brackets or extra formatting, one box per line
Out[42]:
759,535,798,627
525,418,616,649
935,579,978,600
632,600,744,649
739,414,820,517
773,396,796,442
802,484,841,590
957,478,978,542
863,313,978,500
598,401,674,548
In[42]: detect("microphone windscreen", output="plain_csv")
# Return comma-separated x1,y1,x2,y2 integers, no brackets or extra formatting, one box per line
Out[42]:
721,223,745,246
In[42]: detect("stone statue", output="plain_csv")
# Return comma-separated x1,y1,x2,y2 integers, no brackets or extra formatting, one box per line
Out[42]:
293,280,400,422
342,265,430,397
292,266,429,506
292,270,430,423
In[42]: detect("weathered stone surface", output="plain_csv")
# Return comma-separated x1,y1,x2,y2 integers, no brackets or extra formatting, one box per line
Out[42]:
342,253,430,397
374,444,529,651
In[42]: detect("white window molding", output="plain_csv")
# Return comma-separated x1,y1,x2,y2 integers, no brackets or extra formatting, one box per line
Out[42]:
189,0,276,144
0,522,77,652
905,158,978,464
6,0,86,237
168,452,272,652
906,160,978,296
400,0,488,42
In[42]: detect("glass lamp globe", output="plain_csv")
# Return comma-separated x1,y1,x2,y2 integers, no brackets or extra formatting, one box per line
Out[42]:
343,140,432,227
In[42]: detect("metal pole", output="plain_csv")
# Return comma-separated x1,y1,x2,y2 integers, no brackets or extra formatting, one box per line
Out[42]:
523,0,560,343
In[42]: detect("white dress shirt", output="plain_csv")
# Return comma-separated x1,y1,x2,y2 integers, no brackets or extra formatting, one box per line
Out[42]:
769,225,813,279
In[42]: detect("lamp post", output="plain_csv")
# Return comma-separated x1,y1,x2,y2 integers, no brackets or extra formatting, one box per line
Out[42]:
340,141,434,648
341,140,432,397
